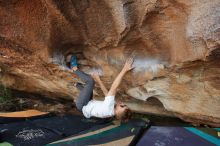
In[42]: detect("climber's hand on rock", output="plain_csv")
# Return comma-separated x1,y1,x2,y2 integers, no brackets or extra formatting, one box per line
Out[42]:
122,57,134,72
91,73,100,82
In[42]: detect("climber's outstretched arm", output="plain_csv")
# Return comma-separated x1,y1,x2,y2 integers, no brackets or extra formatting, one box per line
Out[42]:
107,58,134,97
92,74,108,96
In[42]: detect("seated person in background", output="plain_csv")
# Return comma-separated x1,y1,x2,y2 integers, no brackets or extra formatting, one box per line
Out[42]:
69,55,133,122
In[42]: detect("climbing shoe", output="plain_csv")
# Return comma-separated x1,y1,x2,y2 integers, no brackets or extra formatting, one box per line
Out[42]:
70,55,78,68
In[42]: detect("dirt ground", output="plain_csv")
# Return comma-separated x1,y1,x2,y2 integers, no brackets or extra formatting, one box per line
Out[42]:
0,89,81,116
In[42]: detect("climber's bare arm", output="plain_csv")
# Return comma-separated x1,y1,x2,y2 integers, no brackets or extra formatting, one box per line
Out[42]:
107,58,134,97
92,74,108,96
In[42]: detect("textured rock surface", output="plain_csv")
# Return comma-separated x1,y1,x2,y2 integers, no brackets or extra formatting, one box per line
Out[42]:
0,0,219,126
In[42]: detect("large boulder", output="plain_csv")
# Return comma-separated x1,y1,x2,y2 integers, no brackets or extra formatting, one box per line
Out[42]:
0,0,219,126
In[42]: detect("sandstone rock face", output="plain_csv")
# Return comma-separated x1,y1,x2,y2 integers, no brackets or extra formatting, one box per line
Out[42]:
0,0,219,126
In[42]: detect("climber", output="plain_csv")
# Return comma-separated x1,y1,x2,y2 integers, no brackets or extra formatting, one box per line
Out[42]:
68,55,133,122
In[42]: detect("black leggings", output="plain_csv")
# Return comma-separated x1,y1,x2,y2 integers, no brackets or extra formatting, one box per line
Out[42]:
75,70,95,111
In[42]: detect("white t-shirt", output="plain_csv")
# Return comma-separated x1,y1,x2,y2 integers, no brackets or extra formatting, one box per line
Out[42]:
82,96,115,118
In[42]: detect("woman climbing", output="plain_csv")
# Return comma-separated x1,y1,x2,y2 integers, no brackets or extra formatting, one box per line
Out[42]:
68,55,133,122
